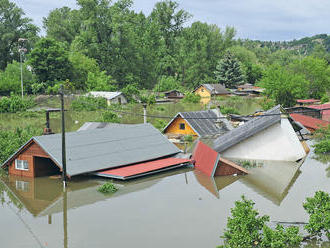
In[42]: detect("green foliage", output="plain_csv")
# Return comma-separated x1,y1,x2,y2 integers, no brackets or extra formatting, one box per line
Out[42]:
154,76,181,92
28,38,72,85
221,106,240,115
70,96,107,111
86,71,117,92
259,65,309,107
220,196,270,248
153,119,167,130
99,111,120,123
122,84,140,103
140,91,156,105
320,94,329,104
215,51,245,88
0,0,39,70
0,95,35,113
261,225,302,248
313,126,330,154
182,92,201,103
219,196,303,248
183,135,193,143
97,182,118,194
303,191,330,239
258,97,276,111
0,61,34,95
0,126,42,164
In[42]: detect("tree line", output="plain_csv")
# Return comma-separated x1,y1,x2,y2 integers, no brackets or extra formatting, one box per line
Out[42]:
0,0,329,107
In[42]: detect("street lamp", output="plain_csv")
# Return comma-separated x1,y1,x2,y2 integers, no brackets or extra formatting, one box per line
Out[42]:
18,38,27,98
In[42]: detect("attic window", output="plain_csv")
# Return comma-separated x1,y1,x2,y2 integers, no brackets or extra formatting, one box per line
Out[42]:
179,123,185,130
15,159,29,171
201,89,204,92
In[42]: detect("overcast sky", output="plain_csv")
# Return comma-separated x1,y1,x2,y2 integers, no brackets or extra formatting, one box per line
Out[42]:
14,0,330,41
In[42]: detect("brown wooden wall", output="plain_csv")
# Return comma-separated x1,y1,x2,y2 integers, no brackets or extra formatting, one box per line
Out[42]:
8,141,53,178
215,161,246,176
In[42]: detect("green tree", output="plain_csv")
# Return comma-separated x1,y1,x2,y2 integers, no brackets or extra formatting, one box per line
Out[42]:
259,65,309,107
28,38,72,85
43,7,81,44
215,52,245,88
0,0,39,70
303,191,330,239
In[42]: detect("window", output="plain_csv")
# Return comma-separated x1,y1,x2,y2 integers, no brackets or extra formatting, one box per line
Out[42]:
201,89,204,92
15,159,29,171
15,180,29,192
179,123,185,130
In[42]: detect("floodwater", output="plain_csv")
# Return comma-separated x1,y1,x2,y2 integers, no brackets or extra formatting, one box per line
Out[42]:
0,141,329,248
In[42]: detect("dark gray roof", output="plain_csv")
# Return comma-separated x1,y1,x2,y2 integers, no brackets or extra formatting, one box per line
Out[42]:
3,124,180,177
204,84,230,95
213,105,281,153
77,122,131,131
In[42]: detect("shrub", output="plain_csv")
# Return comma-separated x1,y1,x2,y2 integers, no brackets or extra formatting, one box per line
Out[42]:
182,92,201,103
0,126,42,164
313,126,330,154
153,119,167,130
154,76,182,92
184,135,193,143
70,96,107,111
99,111,120,123
122,83,140,103
219,196,302,248
321,94,329,104
221,106,240,115
97,182,118,194
258,97,276,111
0,95,35,113
303,191,330,239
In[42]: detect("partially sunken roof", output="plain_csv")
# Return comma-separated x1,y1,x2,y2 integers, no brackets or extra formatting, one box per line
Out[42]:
203,84,230,95
2,124,180,177
87,91,123,100
164,109,231,137
213,105,281,153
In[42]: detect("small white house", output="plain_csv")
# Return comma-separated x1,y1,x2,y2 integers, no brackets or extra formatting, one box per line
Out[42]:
87,91,128,105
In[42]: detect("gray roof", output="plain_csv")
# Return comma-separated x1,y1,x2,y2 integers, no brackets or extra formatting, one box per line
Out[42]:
204,84,230,95
213,105,281,153
164,109,231,137
3,124,180,177
77,122,132,131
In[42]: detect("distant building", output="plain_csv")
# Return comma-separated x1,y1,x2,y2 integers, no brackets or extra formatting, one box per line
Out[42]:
193,84,230,98
163,109,232,138
162,90,184,99
289,113,329,132
234,83,264,96
307,104,330,122
87,91,127,105
296,99,320,106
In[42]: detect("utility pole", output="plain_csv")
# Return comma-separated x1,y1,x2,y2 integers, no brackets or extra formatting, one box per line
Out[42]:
18,38,27,99
60,85,67,188
143,103,147,124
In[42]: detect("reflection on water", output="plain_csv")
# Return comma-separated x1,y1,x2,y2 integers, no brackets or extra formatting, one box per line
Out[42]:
0,143,328,248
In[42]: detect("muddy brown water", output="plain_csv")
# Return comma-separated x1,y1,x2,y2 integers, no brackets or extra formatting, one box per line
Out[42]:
0,141,329,248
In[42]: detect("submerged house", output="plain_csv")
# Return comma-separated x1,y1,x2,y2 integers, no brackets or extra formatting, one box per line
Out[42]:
87,91,127,105
193,84,230,98
307,104,330,122
163,109,232,138
163,90,184,99
213,105,307,162
1,124,191,179
289,113,329,132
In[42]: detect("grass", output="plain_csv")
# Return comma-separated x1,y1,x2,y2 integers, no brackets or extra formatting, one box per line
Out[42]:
97,182,118,194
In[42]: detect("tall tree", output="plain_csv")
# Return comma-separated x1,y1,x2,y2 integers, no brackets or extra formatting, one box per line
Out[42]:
215,52,245,88
28,38,72,85
43,7,81,44
0,0,39,70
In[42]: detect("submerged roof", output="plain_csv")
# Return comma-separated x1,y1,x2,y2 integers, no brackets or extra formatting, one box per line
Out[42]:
87,91,123,100
203,84,230,95
2,124,180,177
78,122,131,131
290,113,329,130
164,109,231,137
213,105,281,153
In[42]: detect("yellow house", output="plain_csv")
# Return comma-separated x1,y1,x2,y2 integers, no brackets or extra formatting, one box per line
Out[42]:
193,84,229,98
163,110,222,137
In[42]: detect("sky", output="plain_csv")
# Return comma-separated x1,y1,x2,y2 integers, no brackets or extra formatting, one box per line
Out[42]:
13,0,330,41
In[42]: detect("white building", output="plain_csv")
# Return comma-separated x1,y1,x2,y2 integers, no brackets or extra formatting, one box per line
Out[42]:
87,91,127,105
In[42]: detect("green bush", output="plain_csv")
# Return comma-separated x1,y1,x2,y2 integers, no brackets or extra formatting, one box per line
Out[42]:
182,92,201,103
313,126,330,154
154,76,182,92
303,191,330,239
97,182,118,194
70,96,107,111
321,94,329,104
219,196,302,248
221,106,240,115
99,111,120,123
0,126,42,164
153,119,167,130
0,95,35,113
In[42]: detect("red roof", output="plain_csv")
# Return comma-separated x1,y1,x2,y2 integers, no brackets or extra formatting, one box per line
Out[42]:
307,104,330,121
95,157,192,180
192,141,219,177
290,113,329,131
297,99,320,104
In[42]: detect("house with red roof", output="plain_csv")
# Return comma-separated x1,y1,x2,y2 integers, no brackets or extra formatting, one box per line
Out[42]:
296,99,320,106
307,104,330,122
290,113,329,132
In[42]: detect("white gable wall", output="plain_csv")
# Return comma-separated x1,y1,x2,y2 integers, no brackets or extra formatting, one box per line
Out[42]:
222,118,306,161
